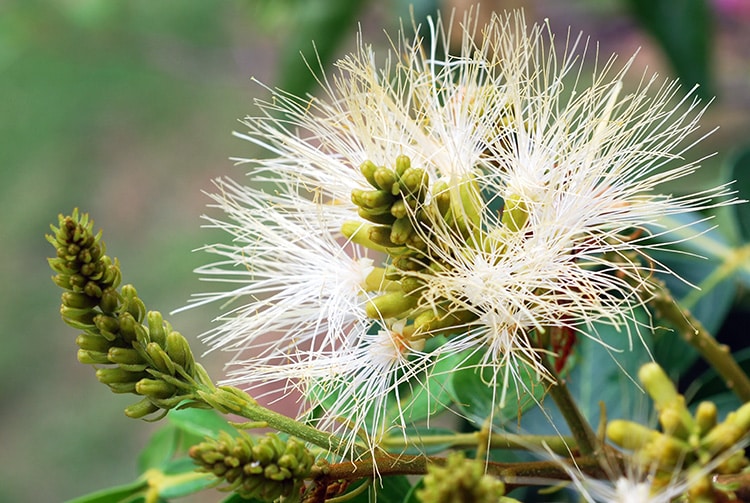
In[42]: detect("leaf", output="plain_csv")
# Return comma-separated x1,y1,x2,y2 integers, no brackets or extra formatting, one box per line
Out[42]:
448,349,547,428
64,479,146,503
520,307,655,435
685,346,750,405
625,0,713,99
275,0,368,98
402,479,425,503
646,211,745,375
726,146,750,244
157,458,216,499
387,426,456,456
221,494,265,503
346,476,414,503
566,308,655,422
167,407,236,439
386,347,464,425
138,424,179,473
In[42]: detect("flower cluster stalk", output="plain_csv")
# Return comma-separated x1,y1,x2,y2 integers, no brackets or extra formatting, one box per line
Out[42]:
650,279,750,401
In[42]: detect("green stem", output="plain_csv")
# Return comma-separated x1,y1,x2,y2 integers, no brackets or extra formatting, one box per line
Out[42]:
200,385,364,458
651,279,750,402
537,353,599,456
379,431,575,456
314,453,608,489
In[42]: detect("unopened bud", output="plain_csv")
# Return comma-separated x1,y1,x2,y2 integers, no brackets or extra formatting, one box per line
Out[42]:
124,397,160,419
136,378,177,399
696,401,718,436
366,291,419,319
166,331,194,372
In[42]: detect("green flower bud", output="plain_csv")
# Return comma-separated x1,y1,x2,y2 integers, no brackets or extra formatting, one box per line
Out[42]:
146,311,168,347
640,362,695,435
450,175,483,236
390,217,414,245
395,154,411,176
83,280,102,298
100,288,119,314
93,314,119,341
166,331,194,372
399,167,428,200
76,333,112,353
124,397,160,419
391,199,410,219
96,368,147,385
145,342,176,376
60,305,96,329
121,285,146,323
78,349,111,365
190,431,315,501
359,160,380,188
106,382,139,394
696,401,718,436
365,291,419,319
108,347,144,366
341,221,391,253
501,193,529,233
374,166,397,192
701,402,750,455
417,453,507,503
357,206,397,225
368,225,398,247
351,188,394,210
606,419,658,450
413,307,477,336
61,291,98,309
136,379,177,399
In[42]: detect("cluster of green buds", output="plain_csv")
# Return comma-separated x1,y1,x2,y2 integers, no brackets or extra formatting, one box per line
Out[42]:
416,452,517,503
47,210,215,419
190,431,315,501
607,362,750,500
343,155,485,337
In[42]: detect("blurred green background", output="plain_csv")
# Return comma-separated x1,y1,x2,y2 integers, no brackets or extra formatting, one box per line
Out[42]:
2,0,749,501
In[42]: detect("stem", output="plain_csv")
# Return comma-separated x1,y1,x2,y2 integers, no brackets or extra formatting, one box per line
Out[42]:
380,431,576,456
651,279,750,402
200,385,365,458
315,453,608,490
538,354,599,456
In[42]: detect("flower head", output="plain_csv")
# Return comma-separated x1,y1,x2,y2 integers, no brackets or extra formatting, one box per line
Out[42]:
192,9,735,454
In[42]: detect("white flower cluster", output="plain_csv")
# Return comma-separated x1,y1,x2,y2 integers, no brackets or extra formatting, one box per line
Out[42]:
186,10,732,455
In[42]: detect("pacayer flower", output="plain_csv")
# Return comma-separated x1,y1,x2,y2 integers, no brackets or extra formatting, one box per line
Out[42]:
191,9,734,453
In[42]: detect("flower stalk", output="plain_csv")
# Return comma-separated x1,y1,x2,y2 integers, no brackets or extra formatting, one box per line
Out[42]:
650,279,750,402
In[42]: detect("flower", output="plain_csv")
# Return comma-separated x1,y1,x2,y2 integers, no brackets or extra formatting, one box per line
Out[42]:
183,176,377,367
191,8,735,454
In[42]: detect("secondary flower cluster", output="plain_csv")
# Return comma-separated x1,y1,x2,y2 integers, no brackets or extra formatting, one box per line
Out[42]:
187,10,732,454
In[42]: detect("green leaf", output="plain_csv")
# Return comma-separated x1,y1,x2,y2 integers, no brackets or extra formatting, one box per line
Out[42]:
167,407,236,439
625,0,713,99
726,146,750,244
387,426,456,456
275,0,368,98
221,494,265,503
138,424,179,473
347,476,414,503
157,458,216,498
686,346,750,405
647,211,745,331
402,478,425,503
448,349,546,428
64,479,146,503
386,347,464,425
520,307,654,434
566,308,655,422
